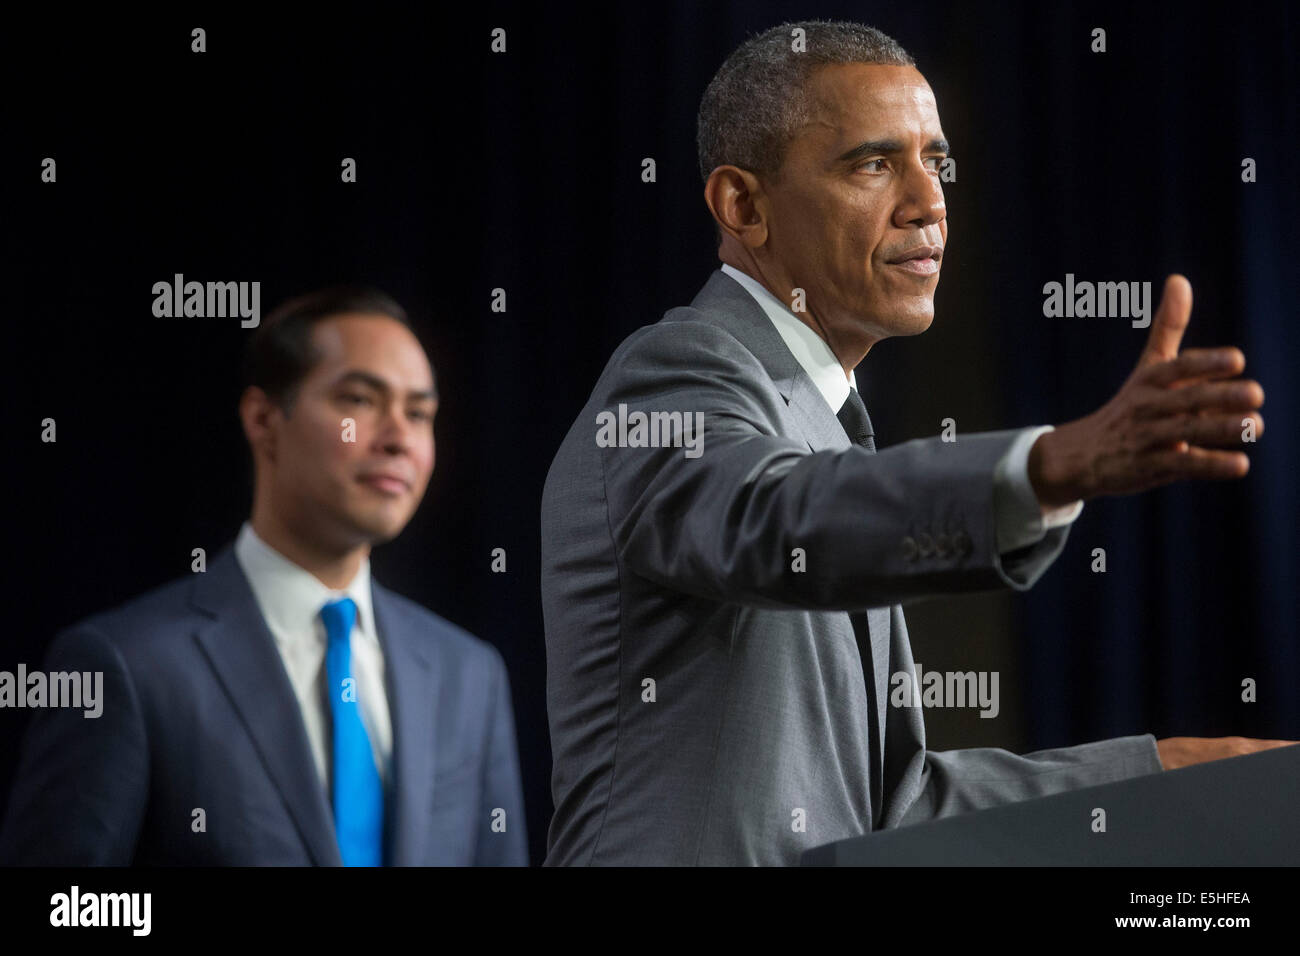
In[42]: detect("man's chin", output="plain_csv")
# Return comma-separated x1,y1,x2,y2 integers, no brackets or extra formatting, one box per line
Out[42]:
907,313,935,335
880,308,935,337
344,509,411,546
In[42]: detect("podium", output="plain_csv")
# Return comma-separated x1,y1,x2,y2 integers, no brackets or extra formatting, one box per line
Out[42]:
802,743,1300,865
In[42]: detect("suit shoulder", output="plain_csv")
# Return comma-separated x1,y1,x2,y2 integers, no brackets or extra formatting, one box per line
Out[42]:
376,586,506,672
617,305,748,357
595,308,765,394
61,569,204,652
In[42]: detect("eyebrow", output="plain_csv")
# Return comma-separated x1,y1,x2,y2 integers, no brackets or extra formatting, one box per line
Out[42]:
835,137,950,165
336,369,438,402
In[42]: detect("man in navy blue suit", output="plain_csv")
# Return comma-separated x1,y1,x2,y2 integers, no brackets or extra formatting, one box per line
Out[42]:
0,287,528,866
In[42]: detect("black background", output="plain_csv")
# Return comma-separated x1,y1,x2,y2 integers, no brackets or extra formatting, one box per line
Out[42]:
4,2,1297,867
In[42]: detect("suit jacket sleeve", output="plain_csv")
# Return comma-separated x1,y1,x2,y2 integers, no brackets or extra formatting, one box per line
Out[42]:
898,734,1164,824
473,646,529,866
0,625,149,865
602,321,1069,610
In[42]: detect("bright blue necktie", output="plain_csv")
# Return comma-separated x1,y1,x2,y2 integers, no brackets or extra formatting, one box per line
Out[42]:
320,596,384,866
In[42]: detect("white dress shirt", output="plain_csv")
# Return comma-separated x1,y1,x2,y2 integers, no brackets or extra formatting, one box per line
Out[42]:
234,522,394,792
719,263,1083,552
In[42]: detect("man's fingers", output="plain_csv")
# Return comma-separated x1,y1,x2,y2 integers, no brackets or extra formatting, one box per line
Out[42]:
1144,445,1250,482
1133,379,1264,419
1136,274,1193,368
1140,412,1263,449
1141,346,1245,388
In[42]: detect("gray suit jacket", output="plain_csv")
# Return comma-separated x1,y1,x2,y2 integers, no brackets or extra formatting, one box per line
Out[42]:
540,268,1162,866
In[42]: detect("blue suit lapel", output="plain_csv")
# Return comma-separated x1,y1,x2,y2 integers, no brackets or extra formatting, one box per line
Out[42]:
372,582,439,866
189,546,342,866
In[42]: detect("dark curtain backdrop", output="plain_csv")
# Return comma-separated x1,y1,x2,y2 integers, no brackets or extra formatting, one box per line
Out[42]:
5,2,1296,866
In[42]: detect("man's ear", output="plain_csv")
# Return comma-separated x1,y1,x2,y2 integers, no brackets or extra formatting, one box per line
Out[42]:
239,386,280,465
704,165,770,249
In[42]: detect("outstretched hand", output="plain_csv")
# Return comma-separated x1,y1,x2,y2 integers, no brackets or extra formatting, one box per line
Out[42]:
1029,274,1264,507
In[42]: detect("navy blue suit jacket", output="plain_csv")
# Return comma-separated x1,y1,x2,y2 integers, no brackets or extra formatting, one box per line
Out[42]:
0,544,528,865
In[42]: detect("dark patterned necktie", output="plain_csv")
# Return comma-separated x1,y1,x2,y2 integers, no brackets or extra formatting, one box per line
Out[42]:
836,387,876,452
836,384,884,821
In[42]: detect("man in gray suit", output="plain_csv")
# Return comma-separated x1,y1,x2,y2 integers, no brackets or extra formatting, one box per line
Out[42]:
540,21,1288,866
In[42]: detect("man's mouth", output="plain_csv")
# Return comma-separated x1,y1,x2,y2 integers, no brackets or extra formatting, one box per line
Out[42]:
889,257,940,275
357,473,410,496
885,244,942,275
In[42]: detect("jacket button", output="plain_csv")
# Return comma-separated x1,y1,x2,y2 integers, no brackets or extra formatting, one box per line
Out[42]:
917,532,935,557
901,536,918,561
953,530,972,556
935,533,951,557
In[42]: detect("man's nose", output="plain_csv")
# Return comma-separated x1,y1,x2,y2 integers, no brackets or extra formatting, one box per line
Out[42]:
893,161,946,230
374,404,415,455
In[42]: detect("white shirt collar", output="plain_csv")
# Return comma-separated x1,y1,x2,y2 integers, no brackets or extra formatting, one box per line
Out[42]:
234,521,377,646
720,263,858,413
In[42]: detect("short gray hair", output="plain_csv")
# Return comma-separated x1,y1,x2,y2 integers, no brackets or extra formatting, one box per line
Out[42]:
696,20,915,245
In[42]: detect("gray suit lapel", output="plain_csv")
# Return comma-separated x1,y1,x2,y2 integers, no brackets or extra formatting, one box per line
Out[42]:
789,374,855,453
690,269,854,454
692,267,893,817
190,546,342,866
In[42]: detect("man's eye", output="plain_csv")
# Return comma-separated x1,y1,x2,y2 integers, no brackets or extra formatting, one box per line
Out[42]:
408,409,432,422
925,156,946,170
858,159,887,172
342,393,373,406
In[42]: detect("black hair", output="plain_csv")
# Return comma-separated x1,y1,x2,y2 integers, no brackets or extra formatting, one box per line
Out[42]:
242,285,433,411
697,20,915,248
